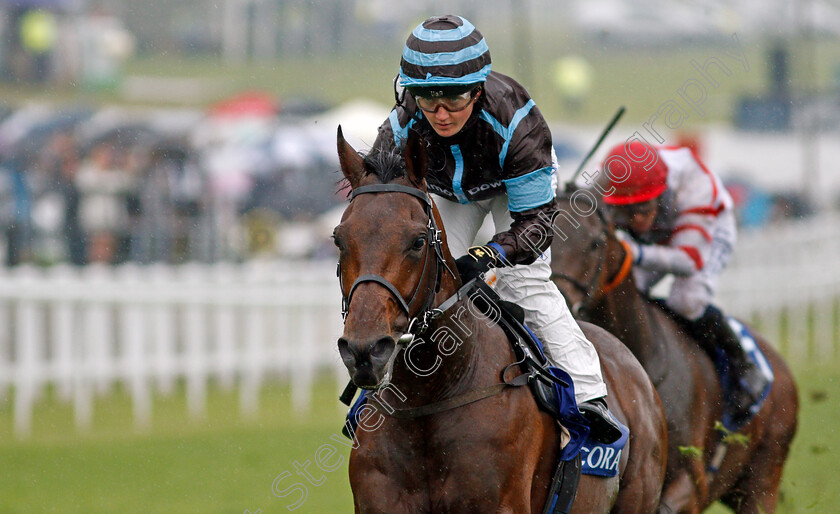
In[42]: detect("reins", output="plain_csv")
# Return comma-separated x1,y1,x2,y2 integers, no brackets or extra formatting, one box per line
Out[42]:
352,277,560,419
369,374,531,419
602,240,634,294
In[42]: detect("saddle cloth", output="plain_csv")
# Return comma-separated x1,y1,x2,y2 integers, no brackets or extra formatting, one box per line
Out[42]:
647,298,775,432
580,411,629,477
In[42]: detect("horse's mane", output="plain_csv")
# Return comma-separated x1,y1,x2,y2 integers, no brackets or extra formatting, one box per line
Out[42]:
337,146,406,194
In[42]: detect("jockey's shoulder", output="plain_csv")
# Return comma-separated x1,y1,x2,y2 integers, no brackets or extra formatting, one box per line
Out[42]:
481,72,542,122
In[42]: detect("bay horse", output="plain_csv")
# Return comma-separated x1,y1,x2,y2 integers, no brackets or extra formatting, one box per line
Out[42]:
549,189,799,513
334,127,667,513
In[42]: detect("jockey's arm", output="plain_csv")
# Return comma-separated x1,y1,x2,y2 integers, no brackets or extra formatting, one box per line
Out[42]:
633,151,724,276
490,198,557,266
489,108,557,266
634,211,715,276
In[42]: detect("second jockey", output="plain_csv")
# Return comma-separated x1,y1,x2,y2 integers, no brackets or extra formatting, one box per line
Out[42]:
601,141,769,423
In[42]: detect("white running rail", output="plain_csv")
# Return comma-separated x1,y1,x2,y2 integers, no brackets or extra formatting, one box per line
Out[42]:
1,214,838,437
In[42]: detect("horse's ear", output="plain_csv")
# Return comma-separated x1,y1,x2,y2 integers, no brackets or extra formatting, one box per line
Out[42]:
337,125,365,189
404,129,427,187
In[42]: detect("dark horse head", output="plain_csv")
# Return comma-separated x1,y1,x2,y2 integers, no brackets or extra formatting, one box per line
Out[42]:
334,127,457,389
549,188,628,317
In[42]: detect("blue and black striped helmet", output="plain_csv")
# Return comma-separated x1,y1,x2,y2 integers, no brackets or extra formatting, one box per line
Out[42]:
399,15,491,90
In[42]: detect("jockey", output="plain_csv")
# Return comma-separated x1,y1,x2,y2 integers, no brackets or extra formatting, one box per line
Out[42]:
371,14,621,443
600,141,769,422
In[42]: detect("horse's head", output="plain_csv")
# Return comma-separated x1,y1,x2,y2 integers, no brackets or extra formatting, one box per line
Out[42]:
334,127,456,389
551,188,632,316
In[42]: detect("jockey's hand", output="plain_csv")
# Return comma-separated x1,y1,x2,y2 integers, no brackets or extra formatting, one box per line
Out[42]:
615,229,641,265
455,245,501,284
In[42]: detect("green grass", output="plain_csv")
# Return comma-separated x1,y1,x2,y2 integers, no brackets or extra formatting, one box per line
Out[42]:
0,379,354,513
1,363,838,513
768,365,839,513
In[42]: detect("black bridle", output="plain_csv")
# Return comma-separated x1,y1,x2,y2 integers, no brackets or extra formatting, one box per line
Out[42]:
551,234,608,304
337,184,455,337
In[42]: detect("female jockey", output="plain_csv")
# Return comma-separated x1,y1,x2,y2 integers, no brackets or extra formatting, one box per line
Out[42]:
371,14,620,443
600,141,769,422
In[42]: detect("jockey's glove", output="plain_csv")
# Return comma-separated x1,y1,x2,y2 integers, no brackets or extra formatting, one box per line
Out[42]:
455,244,504,284
615,229,642,265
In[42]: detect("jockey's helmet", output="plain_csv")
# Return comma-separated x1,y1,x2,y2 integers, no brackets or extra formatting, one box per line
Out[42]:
399,15,491,99
601,141,669,205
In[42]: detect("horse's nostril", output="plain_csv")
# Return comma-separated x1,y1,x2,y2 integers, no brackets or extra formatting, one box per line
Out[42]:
338,335,395,371
337,337,354,365
370,336,396,362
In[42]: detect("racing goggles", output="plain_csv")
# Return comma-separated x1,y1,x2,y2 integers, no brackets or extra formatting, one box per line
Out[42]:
413,89,478,113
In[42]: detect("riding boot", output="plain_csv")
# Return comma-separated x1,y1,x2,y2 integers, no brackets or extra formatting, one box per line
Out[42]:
579,397,622,444
688,305,769,421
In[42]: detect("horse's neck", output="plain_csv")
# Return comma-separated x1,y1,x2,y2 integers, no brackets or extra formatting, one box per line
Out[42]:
605,282,660,359
589,251,661,368
387,204,511,407
389,298,486,407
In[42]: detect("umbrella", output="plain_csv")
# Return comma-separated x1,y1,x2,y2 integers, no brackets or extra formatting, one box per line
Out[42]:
209,91,278,119
6,107,92,163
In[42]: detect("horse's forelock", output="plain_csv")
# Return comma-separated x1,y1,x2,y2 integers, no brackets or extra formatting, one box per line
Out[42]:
363,147,406,184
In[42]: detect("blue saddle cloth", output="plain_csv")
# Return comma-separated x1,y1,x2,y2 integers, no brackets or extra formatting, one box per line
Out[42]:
713,318,775,432
580,412,629,477
520,324,630,469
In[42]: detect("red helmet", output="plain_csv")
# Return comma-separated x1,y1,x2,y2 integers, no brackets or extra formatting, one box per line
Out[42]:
601,141,668,205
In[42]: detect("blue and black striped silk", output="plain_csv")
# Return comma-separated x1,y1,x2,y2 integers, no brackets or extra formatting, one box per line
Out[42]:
399,15,492,88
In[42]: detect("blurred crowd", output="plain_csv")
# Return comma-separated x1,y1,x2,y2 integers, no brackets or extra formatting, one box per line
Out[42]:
0,94,822,268
0,94,347,267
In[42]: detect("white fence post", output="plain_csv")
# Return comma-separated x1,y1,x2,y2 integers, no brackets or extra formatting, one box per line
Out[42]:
240,262,268,417
118,264,151,429
0,267,10,400
13,266,41,437
182,264,208,419
212,263,237,390
49,265,76,402
82,264,114,396
150,264,176,395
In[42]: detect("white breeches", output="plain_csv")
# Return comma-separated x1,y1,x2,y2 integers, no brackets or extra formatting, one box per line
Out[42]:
433,193,608,403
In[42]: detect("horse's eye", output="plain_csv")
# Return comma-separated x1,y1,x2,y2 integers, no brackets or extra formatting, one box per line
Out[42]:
411,235,427,251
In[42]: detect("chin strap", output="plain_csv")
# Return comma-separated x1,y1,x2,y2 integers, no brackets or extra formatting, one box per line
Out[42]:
393,74,406,107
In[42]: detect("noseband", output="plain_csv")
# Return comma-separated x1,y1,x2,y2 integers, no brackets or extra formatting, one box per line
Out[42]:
338,184,455,336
